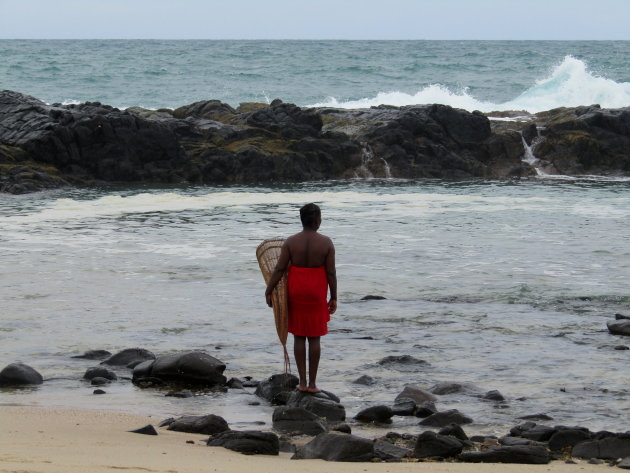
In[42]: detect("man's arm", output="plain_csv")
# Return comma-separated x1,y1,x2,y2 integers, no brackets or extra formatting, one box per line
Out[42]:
325,240,337,314
265,241,290,307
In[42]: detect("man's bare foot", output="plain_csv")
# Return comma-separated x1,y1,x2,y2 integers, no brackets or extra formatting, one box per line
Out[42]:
307,386,321,393
296,385,308,392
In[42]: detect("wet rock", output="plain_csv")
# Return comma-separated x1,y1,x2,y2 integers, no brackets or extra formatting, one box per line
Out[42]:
272,407,327,436
413,431,463,459
165,390,193,398
292,432,375,462
361,295,386,300
72,350,112,360
158,418,175,427
167,414,230,435
103,348,156,367
483,389,506,401
415,400,438,418
608,320,630,336
377,355,430,369
207,431,279,455
90,377,111,386
572,434,630,460
254,373,299,403
354,405,393,423
459,445,550,464
429,381,480,395
548,428,592,451
614,345,630,350
618,457,630,469
438,423,469,441
132,351,226,387
83,366,117,381
286,390,346,421
93,389,106,394
518,413,554,421
374,440,412,461
395,385,438,403
391,397,417,416
0,363,44,386
515,424,557,442
616,313,630,320
419,409,473,427
500,436,547,447
226,377,244,389
129,424,158,435
352,374,376,385
330,423,351,434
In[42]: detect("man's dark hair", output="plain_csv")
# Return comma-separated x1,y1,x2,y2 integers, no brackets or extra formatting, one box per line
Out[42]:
300,203,321,228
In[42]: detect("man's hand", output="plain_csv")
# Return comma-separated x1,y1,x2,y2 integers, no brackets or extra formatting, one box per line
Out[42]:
328,299,337,315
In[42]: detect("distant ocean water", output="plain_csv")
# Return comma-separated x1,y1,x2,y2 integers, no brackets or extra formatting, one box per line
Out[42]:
1,39,630,112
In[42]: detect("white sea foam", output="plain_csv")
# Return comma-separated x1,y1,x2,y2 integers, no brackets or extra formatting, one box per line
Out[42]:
310,56,630,113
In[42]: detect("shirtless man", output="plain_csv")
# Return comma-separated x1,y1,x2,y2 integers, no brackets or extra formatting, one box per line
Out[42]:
265,203,337,393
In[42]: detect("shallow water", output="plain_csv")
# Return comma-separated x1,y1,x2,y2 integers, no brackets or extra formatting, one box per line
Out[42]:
1,179,629,436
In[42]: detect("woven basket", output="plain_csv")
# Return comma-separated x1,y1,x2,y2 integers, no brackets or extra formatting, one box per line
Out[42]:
256,238,290,373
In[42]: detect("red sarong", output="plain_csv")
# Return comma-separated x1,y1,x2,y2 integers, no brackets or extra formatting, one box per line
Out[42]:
287,265,330,337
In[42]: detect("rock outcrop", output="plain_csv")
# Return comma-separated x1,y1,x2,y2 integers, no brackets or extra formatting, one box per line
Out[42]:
3,90,628,194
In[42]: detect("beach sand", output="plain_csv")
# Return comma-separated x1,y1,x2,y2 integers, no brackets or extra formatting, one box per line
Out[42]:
0,406,612,473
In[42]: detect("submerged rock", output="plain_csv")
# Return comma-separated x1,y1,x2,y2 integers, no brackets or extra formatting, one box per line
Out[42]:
103,348,155,367
71,350,112,360
608,320,630,336
354,405,394,423
83,366,117,381
395,385,438,403
0,363,44,386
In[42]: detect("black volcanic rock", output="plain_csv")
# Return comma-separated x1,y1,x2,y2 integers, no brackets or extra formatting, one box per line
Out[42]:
132,351,226,387
0,363,44,386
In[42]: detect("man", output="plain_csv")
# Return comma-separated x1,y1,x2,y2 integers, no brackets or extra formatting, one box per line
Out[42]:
265,203,337,393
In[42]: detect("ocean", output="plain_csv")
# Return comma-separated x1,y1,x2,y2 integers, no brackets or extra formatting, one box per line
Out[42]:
1,40,629,436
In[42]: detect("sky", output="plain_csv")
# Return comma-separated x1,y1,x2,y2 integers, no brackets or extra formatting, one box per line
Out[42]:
1,0,630,40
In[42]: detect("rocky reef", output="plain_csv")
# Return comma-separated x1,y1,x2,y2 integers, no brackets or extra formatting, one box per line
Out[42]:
1,90,629,194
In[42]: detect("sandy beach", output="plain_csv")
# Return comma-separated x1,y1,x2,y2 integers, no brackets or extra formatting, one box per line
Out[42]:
0,406,614,473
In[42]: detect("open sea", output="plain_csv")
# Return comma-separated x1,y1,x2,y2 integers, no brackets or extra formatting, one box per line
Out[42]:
1,40,629,436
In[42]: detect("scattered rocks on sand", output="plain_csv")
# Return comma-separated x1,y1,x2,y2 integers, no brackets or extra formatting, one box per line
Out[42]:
459,445,551,464
292,432,375,462
419,409,473,427
272,407,327,436
167,414,230,435
207,431,279,455
102,348,156,367
0,363,44,386
132,351,226,387
129,424,158,435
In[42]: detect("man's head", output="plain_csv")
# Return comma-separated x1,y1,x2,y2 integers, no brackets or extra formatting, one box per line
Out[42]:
300,203,321,229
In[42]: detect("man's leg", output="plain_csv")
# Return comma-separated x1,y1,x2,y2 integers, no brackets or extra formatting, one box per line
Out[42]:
293,335,307,391
307,336,321,392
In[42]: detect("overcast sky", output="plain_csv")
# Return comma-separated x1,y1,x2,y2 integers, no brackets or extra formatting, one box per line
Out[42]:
1,0,629,40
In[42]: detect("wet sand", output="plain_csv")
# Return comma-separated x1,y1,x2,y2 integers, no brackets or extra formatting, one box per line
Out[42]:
0,406,613,473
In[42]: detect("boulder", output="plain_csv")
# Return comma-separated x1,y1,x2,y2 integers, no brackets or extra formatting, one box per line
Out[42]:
374,440,412,461
413,431,463,459
395,385,438,403
254,373,298,403
103,348,155,367
438,423,469,441
415,400,438,418
618,457,630,469
483,389,506,401
71,350,112,360
0,363,43,386
608,320,630,336
132,351,226,387
83,366,117,381
167,414,229,435
377,355,430,370
391,397,417,416
272,407,326,436
207,431,279,455
459,445,551,464
354,405,393,423
548,427,592,451
572,434,630,460
419,409,473,427
292,432,375,462
286,390,345,421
